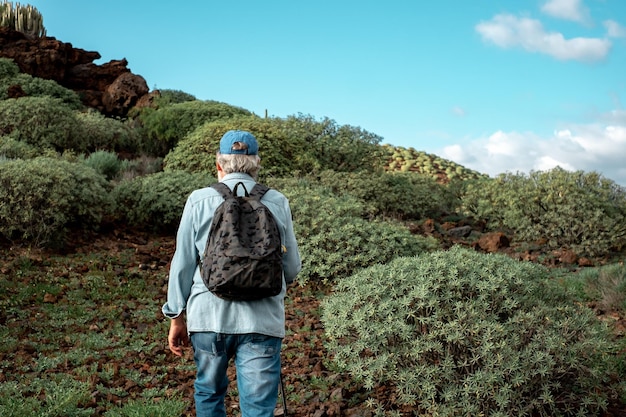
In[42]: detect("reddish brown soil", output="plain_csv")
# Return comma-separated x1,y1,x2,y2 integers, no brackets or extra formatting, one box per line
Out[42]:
2,228,624,416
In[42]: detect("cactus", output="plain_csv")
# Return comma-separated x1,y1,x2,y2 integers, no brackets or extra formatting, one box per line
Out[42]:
0,1,46,38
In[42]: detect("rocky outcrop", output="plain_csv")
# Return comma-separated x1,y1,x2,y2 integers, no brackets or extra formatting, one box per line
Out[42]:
0,27,150,117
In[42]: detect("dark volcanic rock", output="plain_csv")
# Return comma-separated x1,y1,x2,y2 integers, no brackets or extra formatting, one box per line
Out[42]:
0,27,150,117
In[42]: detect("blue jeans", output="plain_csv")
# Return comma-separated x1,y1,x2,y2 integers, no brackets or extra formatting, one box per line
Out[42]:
190,332,282,417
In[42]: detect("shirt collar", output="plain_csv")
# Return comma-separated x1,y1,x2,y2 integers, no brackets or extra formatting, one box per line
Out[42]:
221,172,255,182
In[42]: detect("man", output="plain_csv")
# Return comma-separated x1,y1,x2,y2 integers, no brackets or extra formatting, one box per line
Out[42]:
162,130,301,417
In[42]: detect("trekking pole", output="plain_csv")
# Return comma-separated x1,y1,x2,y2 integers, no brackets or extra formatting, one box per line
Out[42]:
280,370,288,416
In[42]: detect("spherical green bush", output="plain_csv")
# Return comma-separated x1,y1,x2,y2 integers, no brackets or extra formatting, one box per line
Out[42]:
139,99,253,151
0,96,79,152
75,110,142,153
164,114,388,178
0,157,113,247
322,246,618,416
112,170,215,233
163,116,307,178
84,150,122,181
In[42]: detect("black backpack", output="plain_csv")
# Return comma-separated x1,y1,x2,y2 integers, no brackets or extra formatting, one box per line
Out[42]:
201,181,283,301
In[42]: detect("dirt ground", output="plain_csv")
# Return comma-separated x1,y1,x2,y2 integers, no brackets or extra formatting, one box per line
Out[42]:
2,227,625,416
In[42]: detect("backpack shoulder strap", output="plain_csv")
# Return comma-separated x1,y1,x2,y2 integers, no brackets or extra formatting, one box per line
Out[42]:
210,182,233,199
249,183,270,200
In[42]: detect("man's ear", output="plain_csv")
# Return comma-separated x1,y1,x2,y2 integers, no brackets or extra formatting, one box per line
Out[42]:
216,161,225,179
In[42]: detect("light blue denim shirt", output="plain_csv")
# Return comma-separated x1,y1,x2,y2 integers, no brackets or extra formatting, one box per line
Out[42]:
161,173,301,338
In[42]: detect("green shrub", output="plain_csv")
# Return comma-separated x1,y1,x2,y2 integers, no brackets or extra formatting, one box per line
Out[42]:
0,96,80,151
75,110,142,153
317,169,457,220
383,144,488,182
322,246,618,416
84,150,122,181
265,176,367,222
164,114,387,178
461,168,626,257
565,263,626,312
0,134,57,159
112,170,214,233
153,88,197,105
0,98,138,155
164,116,308,177
0,57,20,79
128,89,197,120
117,155,163,181
300,217,438,285
0,72,83,108
281,114,386,173
139,99,253,151
268,178,439,284
0,157,113,247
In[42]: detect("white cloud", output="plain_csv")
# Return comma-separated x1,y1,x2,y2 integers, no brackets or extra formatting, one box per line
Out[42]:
475,13,611,62
485,131,532,157
534,155,576,171
541,0,590,24
440,115,626,186
604,19,626,38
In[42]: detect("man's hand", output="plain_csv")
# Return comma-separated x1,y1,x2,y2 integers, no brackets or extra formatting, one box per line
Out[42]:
168,315,189,357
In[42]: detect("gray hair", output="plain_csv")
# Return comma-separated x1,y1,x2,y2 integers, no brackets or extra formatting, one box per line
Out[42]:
216,153,261,178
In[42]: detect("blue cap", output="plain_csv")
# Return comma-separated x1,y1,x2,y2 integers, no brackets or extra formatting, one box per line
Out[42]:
219,130,259,155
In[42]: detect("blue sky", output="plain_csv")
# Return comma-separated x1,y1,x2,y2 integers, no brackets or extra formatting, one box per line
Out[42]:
26,0,626,185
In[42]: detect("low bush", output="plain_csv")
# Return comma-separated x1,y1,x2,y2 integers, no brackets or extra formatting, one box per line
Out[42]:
1,58,82,108
84,150,122,181
316,169,457,220
383,144,488,182
139,99,253,151
0,134,57,159
564,263,626,312
164,114,388,179
322,246,619,416
0,157,113,247
0,96,80,152
0,57,20,79
281,114,386,173
0,72,83,108
461,168,626,257
153,88,197,105
117,155,164,181
268,178,439,284
112,170,215,233
75,110,142,154
163,116,306,178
